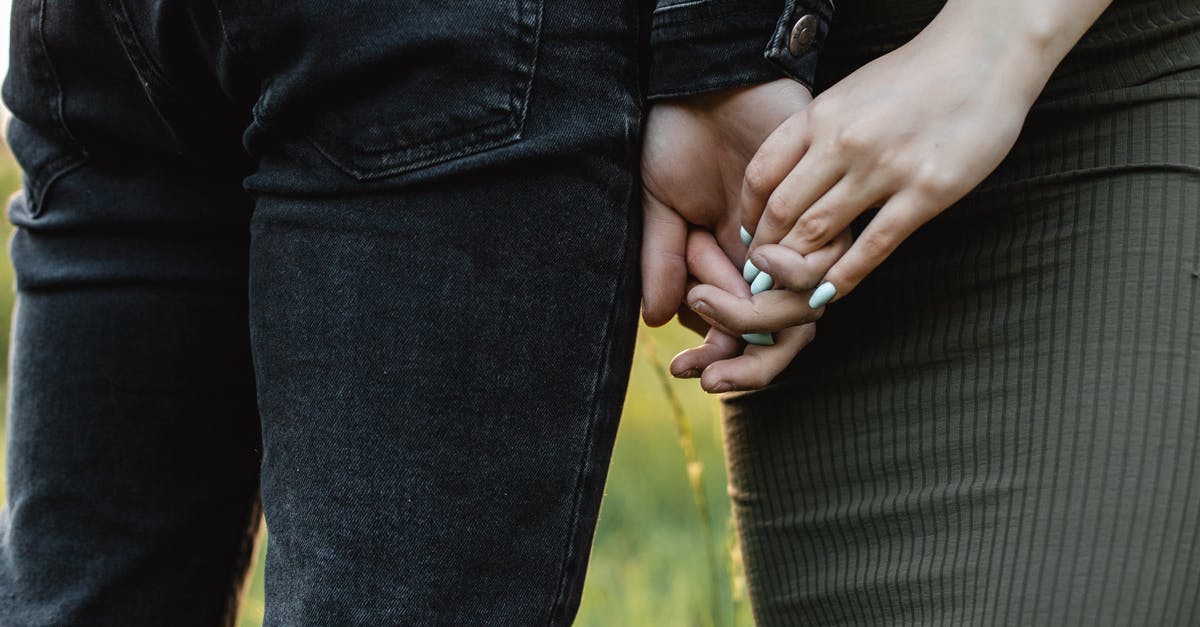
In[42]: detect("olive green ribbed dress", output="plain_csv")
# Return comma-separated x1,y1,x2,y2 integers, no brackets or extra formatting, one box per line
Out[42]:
722,1,1200,624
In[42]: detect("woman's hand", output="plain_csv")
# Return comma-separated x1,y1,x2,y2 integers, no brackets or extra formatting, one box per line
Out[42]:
672,229,849,392
740,0,1114,307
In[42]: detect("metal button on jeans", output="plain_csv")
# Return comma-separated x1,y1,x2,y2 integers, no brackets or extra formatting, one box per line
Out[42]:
788,14,819,55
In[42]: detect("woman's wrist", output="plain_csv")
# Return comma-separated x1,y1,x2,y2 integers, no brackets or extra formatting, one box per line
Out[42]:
927,0,1114,107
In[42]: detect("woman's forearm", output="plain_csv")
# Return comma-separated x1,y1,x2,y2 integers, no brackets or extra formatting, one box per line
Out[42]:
926,0,1115,106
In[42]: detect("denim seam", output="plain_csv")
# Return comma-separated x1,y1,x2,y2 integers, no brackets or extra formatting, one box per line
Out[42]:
542,207,636,627
315,0,528,147
541,12,642,621
35,0,81,148
651,0,712,14
203,0,277,147
108,0,174,90
303,0,544,181
303,122,524,181
315,115,519,157
25,0,88,215
653,8,781,31
25,150,86,212
305,117,518,182
514,0,544,147
205,0,245,61
648,72,803,101
106,0,194,154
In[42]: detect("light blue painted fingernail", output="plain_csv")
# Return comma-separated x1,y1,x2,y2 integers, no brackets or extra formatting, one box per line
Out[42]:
740,225,753,247
742,332,775,346
742,259,760,283
750,271,774,295
809,281,837,309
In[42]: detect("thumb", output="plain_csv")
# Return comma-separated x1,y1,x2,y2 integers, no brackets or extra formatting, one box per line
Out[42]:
641,192,688,327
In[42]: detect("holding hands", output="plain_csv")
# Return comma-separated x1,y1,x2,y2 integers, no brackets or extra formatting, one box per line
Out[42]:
640,78,826,391
644,0,1114,392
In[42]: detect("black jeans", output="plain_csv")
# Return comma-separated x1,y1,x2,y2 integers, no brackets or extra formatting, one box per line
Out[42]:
0,0,648,624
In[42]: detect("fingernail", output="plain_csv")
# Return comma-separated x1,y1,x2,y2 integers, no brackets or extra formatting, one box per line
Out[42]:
740,225,753,247
710,381,733,393
809,281,837,309
741,332,774,346
689,299,713,317
750,272,774,295
742,259,760,283
678,368,701,379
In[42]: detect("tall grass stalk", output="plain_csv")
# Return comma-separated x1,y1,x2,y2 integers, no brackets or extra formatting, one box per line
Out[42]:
641,334,722,627
726,511,747,627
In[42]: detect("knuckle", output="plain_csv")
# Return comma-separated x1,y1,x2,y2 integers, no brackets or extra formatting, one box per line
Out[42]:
805,100,832,126
743,160,774,200
794,214,829,245
777,261,813,291
831,124,870,154
790,276,822,295
762,198,793,229
857,228,894,261
874,154,909,184
912,162,960,199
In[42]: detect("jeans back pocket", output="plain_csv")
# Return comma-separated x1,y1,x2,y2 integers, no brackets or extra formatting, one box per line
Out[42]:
237,0,545,182
2,0,89,217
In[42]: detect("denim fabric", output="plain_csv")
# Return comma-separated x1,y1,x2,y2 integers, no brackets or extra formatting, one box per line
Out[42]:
0,0,653,624
648,0,833,98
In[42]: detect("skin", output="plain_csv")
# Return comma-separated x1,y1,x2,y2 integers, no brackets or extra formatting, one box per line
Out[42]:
640,78,827,386
679,0,1114,392
641,77,812,327
679,228,847,392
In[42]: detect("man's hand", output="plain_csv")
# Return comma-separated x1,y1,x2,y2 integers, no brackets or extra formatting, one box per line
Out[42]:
640,79,813,328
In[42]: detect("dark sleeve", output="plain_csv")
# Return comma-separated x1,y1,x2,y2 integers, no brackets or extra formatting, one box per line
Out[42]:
647,0,834,101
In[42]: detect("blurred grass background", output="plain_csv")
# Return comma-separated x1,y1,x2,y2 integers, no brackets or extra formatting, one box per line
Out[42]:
0,141,753,626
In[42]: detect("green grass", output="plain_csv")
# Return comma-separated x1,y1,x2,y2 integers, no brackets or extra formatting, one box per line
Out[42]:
0,146,750,626
0,142,18,519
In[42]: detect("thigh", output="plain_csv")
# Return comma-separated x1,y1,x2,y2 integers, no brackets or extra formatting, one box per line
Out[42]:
0,1,261,625
214,0,647,624
724,2,1200,625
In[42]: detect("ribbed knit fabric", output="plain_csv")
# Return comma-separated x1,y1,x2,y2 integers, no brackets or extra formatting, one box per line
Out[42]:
722,1,1200,625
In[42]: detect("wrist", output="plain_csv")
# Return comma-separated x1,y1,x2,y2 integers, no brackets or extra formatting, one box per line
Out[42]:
928,0,1113,106
657,79,813,156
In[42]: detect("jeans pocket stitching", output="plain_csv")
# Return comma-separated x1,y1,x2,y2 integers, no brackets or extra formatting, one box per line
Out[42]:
303,0,545,181
304,118,524,181
12,0,90,217
107,0,174,91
